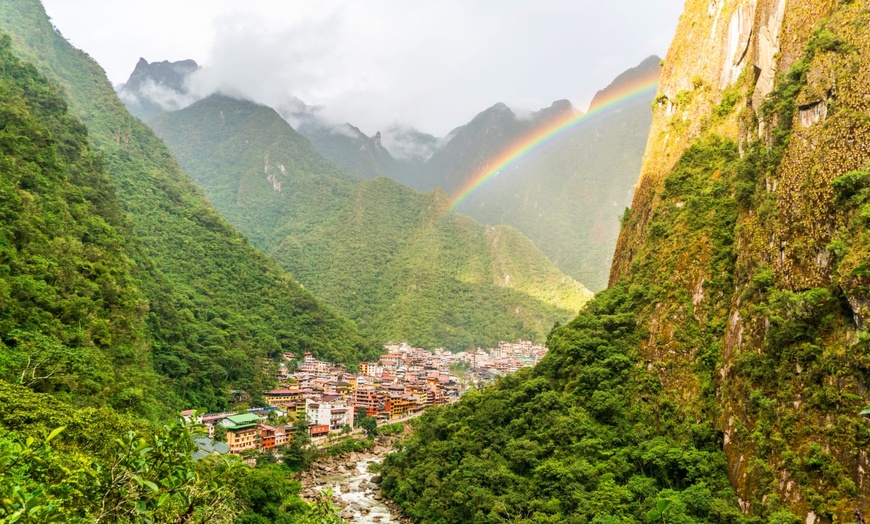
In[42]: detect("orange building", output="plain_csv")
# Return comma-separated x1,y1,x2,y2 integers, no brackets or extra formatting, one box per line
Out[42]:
260,425,276,451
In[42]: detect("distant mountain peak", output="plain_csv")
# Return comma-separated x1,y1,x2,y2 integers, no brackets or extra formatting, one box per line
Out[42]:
117,58,200,120
481,102,516,118
532,99,580,125
124,58,199,93
548,99,574,112
589,54,661,111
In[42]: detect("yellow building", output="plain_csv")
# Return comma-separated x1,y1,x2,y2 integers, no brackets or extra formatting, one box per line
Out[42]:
264,389,305,408
223,413,260,454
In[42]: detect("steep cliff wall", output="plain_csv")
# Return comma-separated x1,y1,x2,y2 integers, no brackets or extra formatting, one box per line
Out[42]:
612,0,870,519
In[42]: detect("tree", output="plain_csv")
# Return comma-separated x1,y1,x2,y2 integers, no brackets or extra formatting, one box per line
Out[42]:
283,425,317,471
0,421,242,523
358,416,378,437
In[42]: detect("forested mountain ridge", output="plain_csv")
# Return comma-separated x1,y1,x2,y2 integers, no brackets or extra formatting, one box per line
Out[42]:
149,94,355,249
0,0,380,411
150,94,592,349
0,32,162,415
0,30,343,524
381,0,870,522
113,55,657,290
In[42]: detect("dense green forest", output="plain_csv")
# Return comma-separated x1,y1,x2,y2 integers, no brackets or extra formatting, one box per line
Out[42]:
149,95,592,350
380,138,752,523
0,0,380,411
0,31,345,523
381,3,870,518
0,32,161,414
382,130,869,521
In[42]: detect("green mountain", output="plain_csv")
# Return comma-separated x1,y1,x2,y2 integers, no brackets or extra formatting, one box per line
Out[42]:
149,94,592,349
110,55,652,291
296,120,399,181
148,94,356,249
381,1,870,522
273,178,592,349
110,56,653,291
0,30,340,524
409,58,659,290
0,0,379,411
0,32,161,415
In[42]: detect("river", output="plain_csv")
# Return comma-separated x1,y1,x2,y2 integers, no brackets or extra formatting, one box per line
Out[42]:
300,438,411,523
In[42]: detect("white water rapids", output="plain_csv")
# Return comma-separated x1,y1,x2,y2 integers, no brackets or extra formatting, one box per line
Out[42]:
315,456,404,523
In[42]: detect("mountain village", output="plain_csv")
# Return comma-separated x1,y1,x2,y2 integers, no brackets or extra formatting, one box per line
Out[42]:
184,341,548,458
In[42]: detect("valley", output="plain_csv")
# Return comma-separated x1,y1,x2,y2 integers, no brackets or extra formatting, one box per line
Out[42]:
1,0,870,522
145,93,594,349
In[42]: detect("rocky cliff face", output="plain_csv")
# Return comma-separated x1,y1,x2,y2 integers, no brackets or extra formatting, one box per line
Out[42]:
612,0,870,519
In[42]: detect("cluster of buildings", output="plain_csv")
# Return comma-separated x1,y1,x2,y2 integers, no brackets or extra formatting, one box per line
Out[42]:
186,341,547,457
184,406,295,458
456,340,549,383
271,345,461,426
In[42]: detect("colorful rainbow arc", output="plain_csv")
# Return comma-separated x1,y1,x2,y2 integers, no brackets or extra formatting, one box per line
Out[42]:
448,76,660,211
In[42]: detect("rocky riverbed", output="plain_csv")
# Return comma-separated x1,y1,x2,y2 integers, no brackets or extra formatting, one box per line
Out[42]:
299,436,412,523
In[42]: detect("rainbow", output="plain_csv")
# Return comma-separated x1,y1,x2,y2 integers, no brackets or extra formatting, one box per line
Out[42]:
448,74,660,210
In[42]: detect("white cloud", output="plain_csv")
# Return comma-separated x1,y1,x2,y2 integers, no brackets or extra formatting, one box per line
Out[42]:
43,0,684,136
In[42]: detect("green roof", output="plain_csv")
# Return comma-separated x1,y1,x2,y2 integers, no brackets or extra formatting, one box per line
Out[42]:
226,413,260,428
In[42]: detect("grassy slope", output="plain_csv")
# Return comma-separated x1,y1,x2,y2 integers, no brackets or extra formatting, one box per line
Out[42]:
276,178,593,349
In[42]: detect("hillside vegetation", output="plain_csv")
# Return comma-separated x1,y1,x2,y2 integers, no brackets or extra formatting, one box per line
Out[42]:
382,138,749,523
150,95,592,350
395,59,658,291
0,0,380,411
275,178,592,349
381,0,870,521
0,32,161,414
0,31,342,524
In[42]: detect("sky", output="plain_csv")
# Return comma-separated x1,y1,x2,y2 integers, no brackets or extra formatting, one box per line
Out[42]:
42,0,684,137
